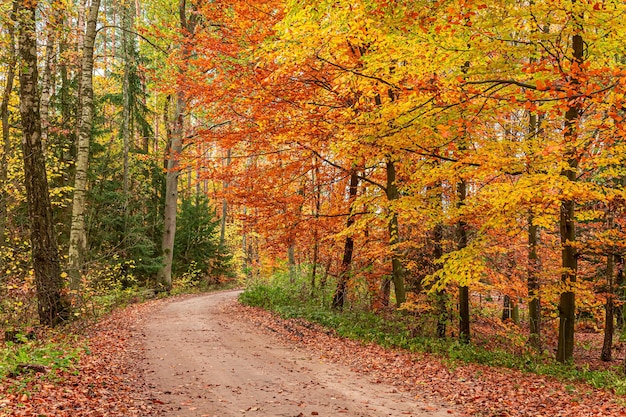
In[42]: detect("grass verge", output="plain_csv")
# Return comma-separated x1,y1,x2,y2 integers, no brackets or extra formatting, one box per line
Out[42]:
239,275,626,395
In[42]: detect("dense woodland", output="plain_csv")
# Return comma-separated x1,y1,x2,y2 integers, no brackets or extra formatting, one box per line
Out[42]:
2,0,626,369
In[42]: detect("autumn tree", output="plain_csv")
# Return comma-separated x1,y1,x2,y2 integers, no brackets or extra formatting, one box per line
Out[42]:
16,0,68,326
156,0,199,289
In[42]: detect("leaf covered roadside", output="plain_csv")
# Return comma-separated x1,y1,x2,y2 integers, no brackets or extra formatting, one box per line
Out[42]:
2,294,626,416
0,301,161,417
228,302,626,417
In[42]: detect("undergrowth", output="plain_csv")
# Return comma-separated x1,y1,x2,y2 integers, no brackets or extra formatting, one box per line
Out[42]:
239,273,626,395
0,332,84,386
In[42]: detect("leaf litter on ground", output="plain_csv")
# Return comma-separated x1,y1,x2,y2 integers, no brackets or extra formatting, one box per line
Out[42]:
2,295,626,416
0,299,162,417
227,302,626,417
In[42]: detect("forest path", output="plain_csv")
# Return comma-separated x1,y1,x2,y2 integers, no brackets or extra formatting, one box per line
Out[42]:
140,290,454,417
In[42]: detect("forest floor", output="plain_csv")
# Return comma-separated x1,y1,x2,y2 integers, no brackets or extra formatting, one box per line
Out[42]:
2,290,626,416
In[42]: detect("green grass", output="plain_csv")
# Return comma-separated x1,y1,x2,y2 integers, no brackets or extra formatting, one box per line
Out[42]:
240,274,626,395
0,333,84,385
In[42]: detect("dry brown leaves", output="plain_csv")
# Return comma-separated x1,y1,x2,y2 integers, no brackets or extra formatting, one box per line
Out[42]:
3,295,626,417
228,303,626,417
0,300,161,417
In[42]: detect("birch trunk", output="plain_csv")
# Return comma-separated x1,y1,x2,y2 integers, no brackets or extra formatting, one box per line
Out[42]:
0,2,16,249
40,5,59,153
68,0,101,290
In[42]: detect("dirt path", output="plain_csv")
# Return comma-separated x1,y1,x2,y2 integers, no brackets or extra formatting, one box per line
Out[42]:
141,290,454,417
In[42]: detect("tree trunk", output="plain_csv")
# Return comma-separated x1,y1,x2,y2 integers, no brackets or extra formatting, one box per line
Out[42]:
156,0,197,289
617,255,624,330
601,213,615,361
332,169,359,309
556,32,583,364
433,220,447,338
385,159,406,307
157,92,185,289
17,0,68,326
526,109,543,350
502,295,512,322
0,2,17,250
121,0,134,208
68,0,101,290
40,4,59,154
220,149,231,246
310,157,320,291
288,243,296,283
458,176,470,343
528,216,542,351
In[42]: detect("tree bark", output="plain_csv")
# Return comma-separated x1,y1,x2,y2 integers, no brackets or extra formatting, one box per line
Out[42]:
0,2,17,250
156,0,197,289
157,92,185,289
332,169,359,309
40,4,60,153
458,176,470,343
288,242,296,283
528,215,542,350
601,212,615,362
556,32,583,364
385,159,406,307
219,149,231,246
68,0,101,290
122,4,132,204
17,0,68,326
502,295,512,322
433,220,447,338
310,158,321,291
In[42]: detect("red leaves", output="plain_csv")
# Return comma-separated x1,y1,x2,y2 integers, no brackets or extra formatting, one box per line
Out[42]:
231,302,626,417
0,301,161,416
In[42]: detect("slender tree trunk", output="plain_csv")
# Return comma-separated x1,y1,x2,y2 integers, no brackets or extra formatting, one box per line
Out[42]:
523,29,544,348
321,256,331,289
74,0,87,142
157,0,197,289
502,295,512,321
556,32,583,364
121,0,134,206
457,176,470,343
601,212,615,361
385,159,406,307
219,149,231,246
310,156,320,291
59,27,71,167
157,92,185,289
0,3,17,250
433,220,447,338
528,216,542,350
288,243,296,283
40,5,59,154
617,255,624,330
332,169,359,309
17,0,68,326
68,0,101,290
